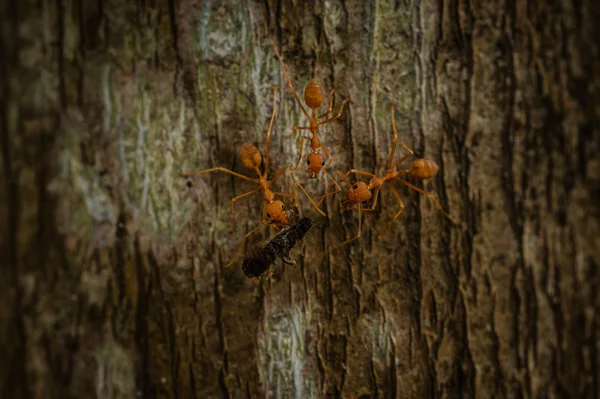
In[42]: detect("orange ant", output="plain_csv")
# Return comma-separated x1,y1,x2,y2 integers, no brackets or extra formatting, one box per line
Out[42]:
335,101,457,248
180,85,306,267
271,42,349,213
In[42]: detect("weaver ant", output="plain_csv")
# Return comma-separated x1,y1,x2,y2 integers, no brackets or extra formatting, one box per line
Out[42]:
180,85,310,267
271,42,349,214
335,101,457,248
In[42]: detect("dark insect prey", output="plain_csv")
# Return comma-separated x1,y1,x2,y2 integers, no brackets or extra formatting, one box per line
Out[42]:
242,217,314,279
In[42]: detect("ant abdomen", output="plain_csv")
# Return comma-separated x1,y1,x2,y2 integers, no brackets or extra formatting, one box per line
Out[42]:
409,159,439,180
304,80,323,109
239,143,262,170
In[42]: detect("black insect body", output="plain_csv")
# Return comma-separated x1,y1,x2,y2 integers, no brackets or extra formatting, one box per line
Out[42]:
242,217,314,279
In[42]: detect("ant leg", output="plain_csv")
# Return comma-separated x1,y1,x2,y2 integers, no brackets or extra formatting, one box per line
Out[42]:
270,42,311,120
386,103,414,168
271,164,293,185
295,136,312,170
284,166,299,185
318,202,363,260
317,88,336,119
315,143,342,205
397,179,457,224
283,167,300,195
377,185,405,239
291,183,327,217
337,169,377,184
226,222,269,268
261,203,266,221
318,98,350,125
338,203,363,247
365,188,380,212
264,84,278,176
387,101,398,169
320,143,335,177
272,191,297,200
284,168,312,211
391,141,415,168
180,167,257,184
314,170,342,208
323,170,343,195
336,170,350,184
286,125,310,139
272,165,297,208
286,166,310,181
229,188,261,232
275,188,304,215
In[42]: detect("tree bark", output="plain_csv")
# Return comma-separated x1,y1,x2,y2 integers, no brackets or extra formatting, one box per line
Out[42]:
1,0,599,398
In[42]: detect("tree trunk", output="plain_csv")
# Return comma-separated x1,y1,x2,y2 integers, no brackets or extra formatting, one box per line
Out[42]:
1,0,599,398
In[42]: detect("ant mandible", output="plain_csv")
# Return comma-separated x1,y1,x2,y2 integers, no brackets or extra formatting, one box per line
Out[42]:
271,42,349,213
180,84,307,267
336,101,457,248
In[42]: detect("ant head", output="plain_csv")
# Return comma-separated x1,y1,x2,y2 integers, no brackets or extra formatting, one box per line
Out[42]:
304,80,323,110
265,200,288,224
341,181,372,207
240,143,262,170
306,153,325,177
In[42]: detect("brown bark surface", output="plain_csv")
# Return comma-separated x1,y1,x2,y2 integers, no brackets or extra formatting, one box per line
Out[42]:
1,0,599,398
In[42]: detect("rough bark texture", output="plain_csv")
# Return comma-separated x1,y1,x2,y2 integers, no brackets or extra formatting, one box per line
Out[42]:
1,0,599,398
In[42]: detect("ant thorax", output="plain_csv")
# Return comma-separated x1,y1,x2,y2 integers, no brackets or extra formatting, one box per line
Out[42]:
368,176,385,190
381,168,400,183
263,185,275,203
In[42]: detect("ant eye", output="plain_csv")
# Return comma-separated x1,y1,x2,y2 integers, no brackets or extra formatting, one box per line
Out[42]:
353,184,358,189
307,159,310,165
321,161,325,166
267,213,271,218
186,181,192,188
281,204,285,209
